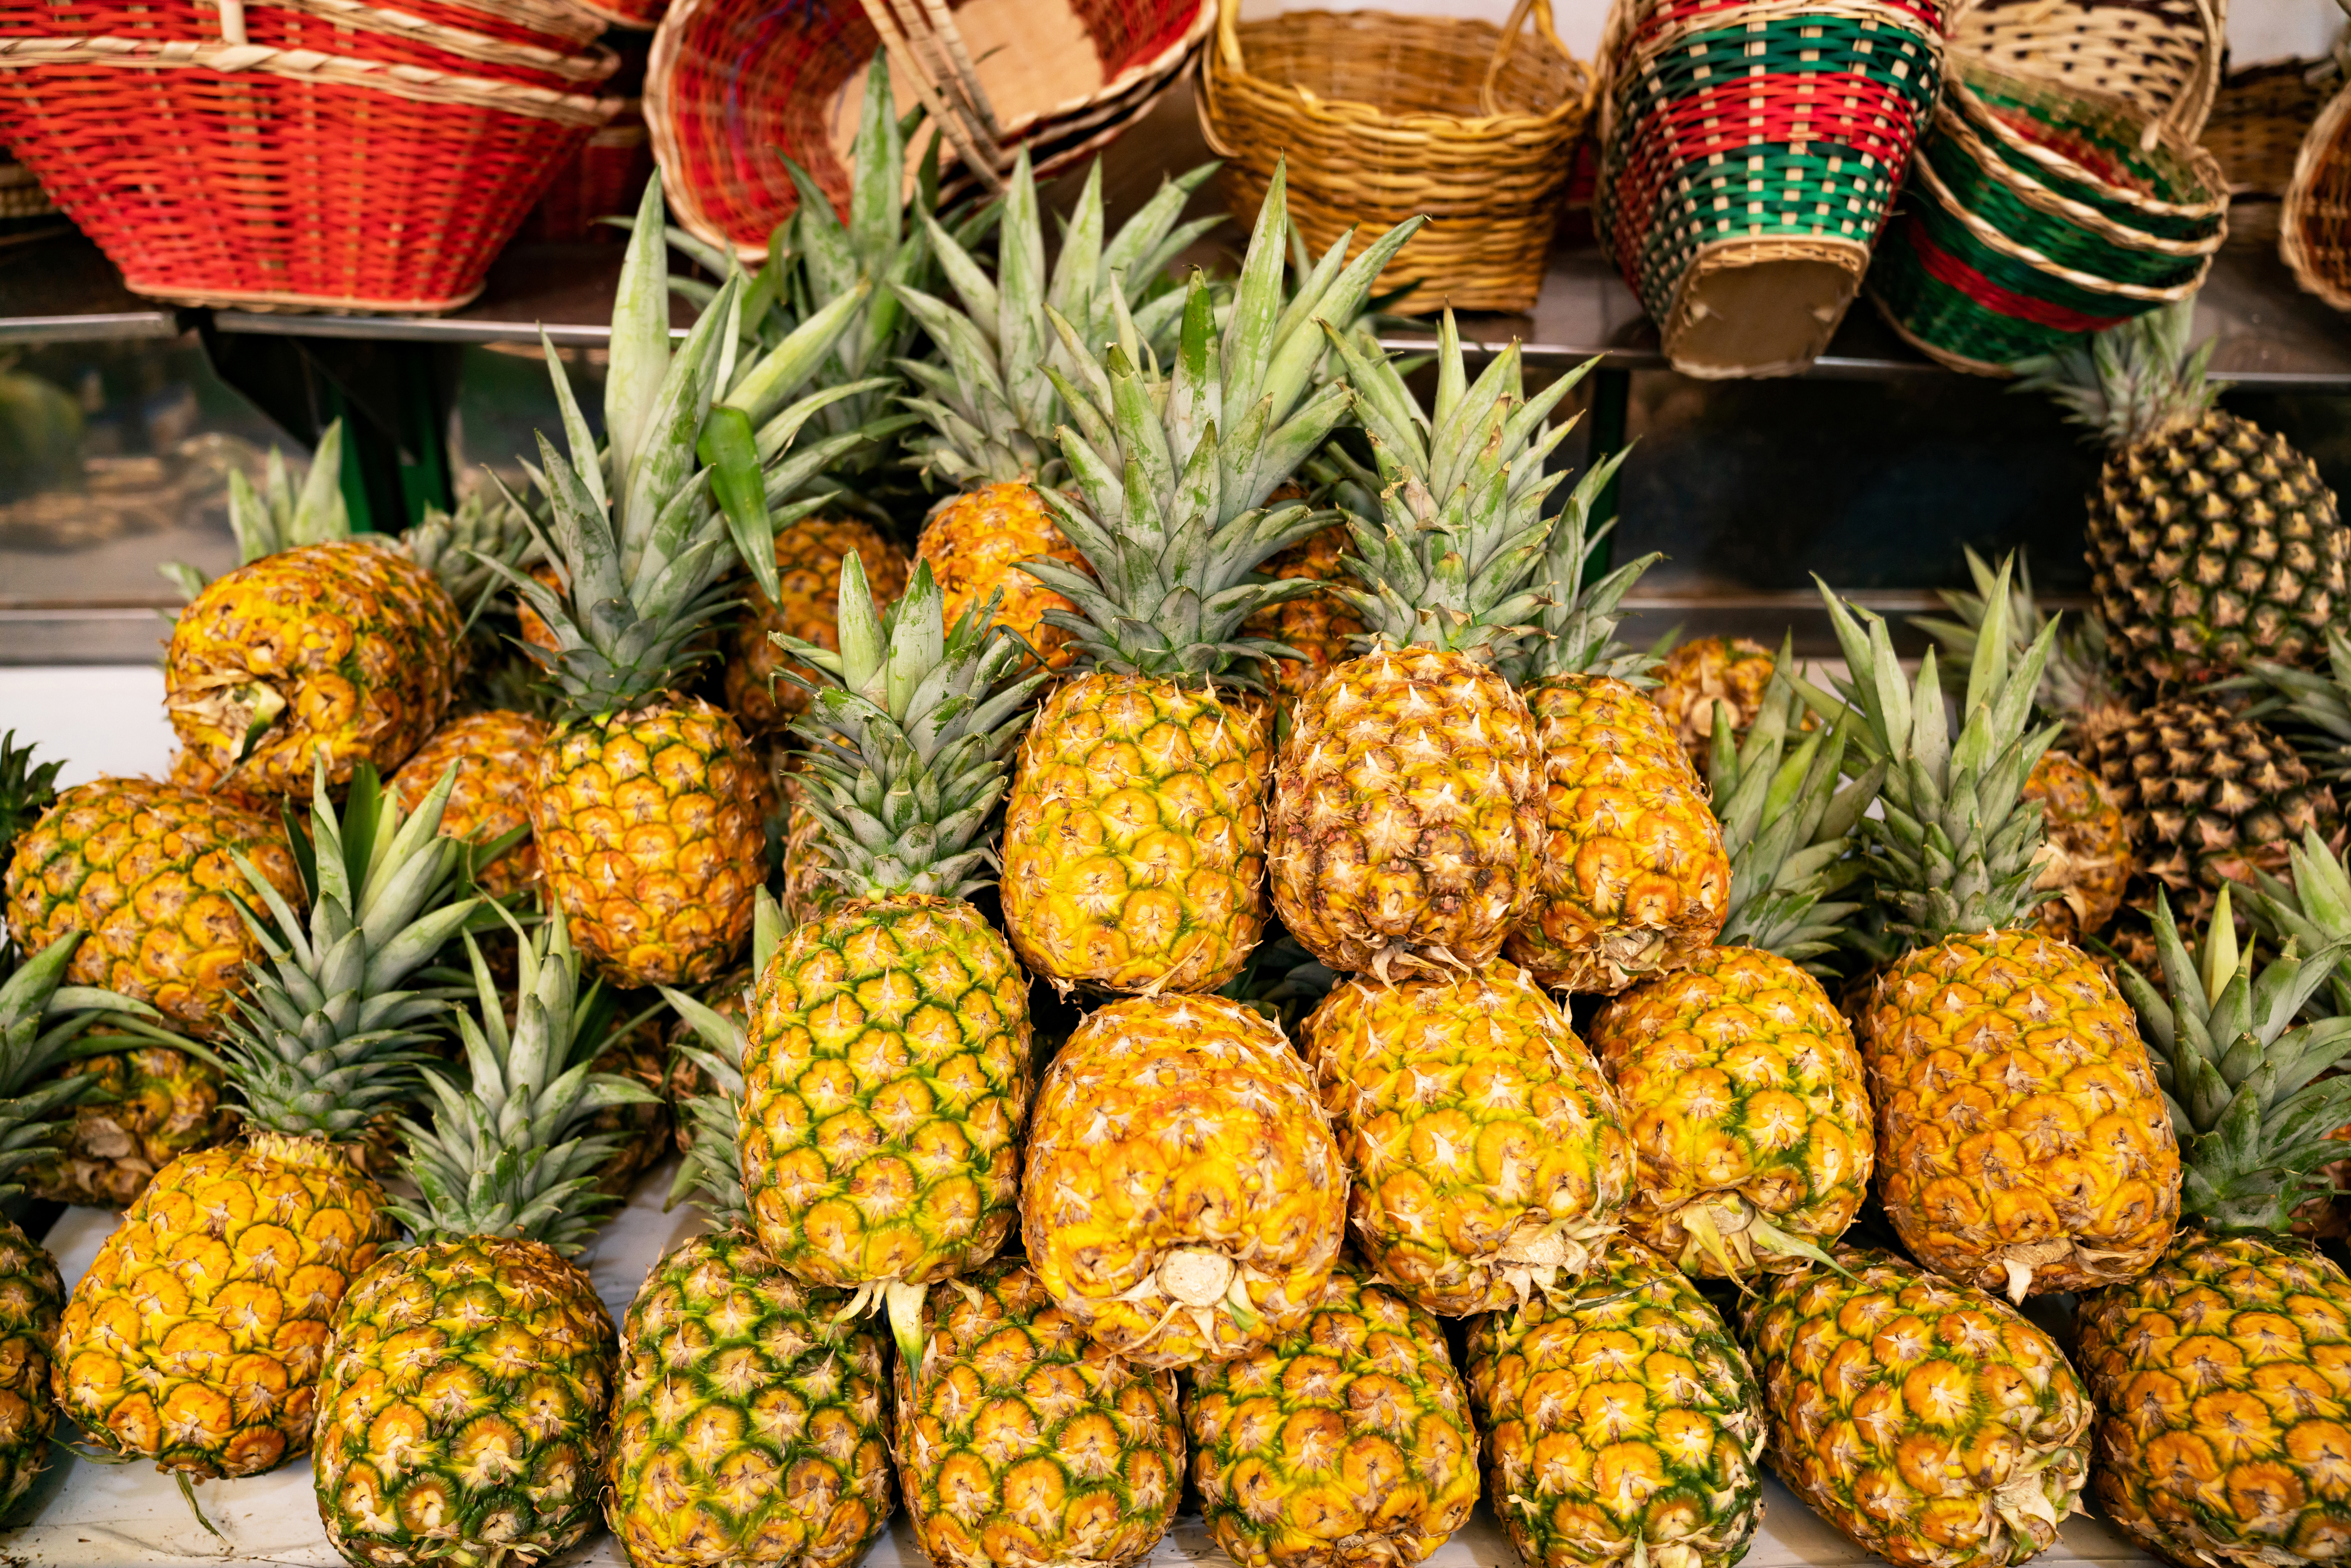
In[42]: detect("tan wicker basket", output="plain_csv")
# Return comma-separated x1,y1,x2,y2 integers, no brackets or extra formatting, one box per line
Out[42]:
2206,56,2331,247
2284,72,2351,309
1948,0,2223,144
1194,0,1592,314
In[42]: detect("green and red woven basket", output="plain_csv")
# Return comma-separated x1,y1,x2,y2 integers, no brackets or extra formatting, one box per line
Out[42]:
1866,52,2228,373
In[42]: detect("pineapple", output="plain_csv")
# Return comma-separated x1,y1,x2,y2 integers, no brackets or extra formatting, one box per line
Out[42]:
614,890,895,1568
2019,299,2349,691
1237,517,1368,720
1186,1264,1479,1568
724,517,910,733
52,763,477,1478
160,421,468,797
1743,1247,2094,1568
386,707,548,897
25,1030,232,1209
5,776,303,1037
1652,635,1778,763
2021,750,2131,943
0,932,173,1515
1816,573,2182,1299
1022,993,1345,1368
499,181,865,988
1267,317,1578,981
1499,446,1730,994
893,150,1221,670
1300,961,1633,1314
739,558,1045,1362
896,1259,1182,1568
0,731,60,870
313,909,654,1564
1587,644,1886,1281
2078,887,2351,1568
997,170,1416,996
1466,1241,1764,1568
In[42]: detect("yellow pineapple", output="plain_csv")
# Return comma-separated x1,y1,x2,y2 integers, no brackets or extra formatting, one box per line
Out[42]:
2022,749,2129,942
724,515,910,732
53,765,478,1477
1301,962,1632,1314
1652,635,1777,763
386,707,548,897
999,175,1416,996
26,1030,233,1209
1818,572,2182,1299
1022,993,1345,1368
1236,515,1367,718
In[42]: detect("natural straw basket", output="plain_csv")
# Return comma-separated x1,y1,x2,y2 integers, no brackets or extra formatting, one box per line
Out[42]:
648,0,1208,259
1193,0,1591,314
2283,72,2351,309
0,34,617,309
1949,0,2222,143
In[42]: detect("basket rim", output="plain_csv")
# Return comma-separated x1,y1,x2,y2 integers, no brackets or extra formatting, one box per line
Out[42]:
0,32,622,121
1947,51,2229,219
1929,99,2226,254
178,0,622,79
2281,76,2351,311
1910,147,2215,299
1868,281,2031,373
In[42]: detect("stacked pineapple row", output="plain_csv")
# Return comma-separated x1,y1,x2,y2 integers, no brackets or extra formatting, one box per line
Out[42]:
1,46,2351,1568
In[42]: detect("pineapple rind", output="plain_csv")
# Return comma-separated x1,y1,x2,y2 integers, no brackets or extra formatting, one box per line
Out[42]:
1022,995,1344,1369
387,709,548,899
1186,1265,1480,1568
1302,964,1632,1315
917,483,1087,674
2022,750,2129,942
726,518,913,731
607,1228,893,1568
1468,1241,1764,1568
28,1037,232,1209
0,1215,61,1517
1592,944,1873,1279
1746,1247,2092,1568
314,1235,615,1564
1653,637,1777,763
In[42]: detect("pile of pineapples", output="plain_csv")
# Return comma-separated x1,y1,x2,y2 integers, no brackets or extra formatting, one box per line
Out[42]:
9,49,2351,1568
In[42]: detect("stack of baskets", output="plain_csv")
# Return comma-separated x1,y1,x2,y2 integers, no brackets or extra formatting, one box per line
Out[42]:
648,0,1209,260
0,0,624,310
1866,53,2228,373
1194,0,1590,314
1594,0,1947,378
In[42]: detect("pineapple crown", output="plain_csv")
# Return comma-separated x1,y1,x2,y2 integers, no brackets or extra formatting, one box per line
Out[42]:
1316,319,1599,661
1709,641,1886,966
2244,825,2351,1017
158,423,351,602
0,932,174,1199
2013,298,2219,451
1027,175,1421,681
1811,565,2064,940
226,760,481,1142
1499,440,1653,684
0,729,61,877
392,907,658,1252
2116,886,2351,1234
890,149,1223,488
2242,625,2351,784
488,180,879,717
400,485,542,621
1911,547,2129,746
777,557,1046,898
659,890,786,1228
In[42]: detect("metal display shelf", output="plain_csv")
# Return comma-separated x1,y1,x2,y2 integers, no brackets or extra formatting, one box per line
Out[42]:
7,230,2350,385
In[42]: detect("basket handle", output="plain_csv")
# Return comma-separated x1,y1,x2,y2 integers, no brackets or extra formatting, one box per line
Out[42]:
855,0,1011,193
1214,0,1246,74
2140,0,2225,149
1480,0,1562,116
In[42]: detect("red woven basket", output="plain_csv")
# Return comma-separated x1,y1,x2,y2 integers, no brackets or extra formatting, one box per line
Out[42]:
647,0,1207,257
0,35,618,309
521,95,653,237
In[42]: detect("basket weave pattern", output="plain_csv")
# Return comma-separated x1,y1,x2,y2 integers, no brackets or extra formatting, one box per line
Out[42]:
1950,0,2219,140
1195,0,1591,314
524,96,653,239
2283,76,2351,311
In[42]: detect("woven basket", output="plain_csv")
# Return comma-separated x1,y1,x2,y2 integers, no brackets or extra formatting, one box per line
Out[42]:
1950,0,2222,142
2284,73,2351,310
0,34,617,309
2209,56,2329,249
0,150,52,220
648,0,1207,258
523,95,652,238
1595,0,1945,377
1193,0,1590,314
1868,49,2225,371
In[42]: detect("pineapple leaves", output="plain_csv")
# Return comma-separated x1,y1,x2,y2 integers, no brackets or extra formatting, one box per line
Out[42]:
605,176,674,502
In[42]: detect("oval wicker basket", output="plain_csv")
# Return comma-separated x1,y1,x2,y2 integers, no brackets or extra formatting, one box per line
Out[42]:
1948,0,2222,143
1193,0,1591,315
2284,72,2351,310
647,0,1208,259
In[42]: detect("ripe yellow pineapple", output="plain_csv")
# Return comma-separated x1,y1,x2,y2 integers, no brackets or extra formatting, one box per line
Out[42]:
1466,1241,1764,1568
5,776,302,1037
2022,749,2129,941
740,559,1045,1362
998,175,1416,996
1745,1247,2093,1568
1187,1264,1478,1568
27,1030,232,1209
725,516,910,731
53,765,478,1478
1301,962,1632,1314
1652,635,1777,763
1588,647,1885,1279
1023,993,1345,1368
1820,572,2181,1299
386,707,548,897
1238,516,1368,718
1271,317,1573,981
313,912,652,1563
896,1259,1182,1568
